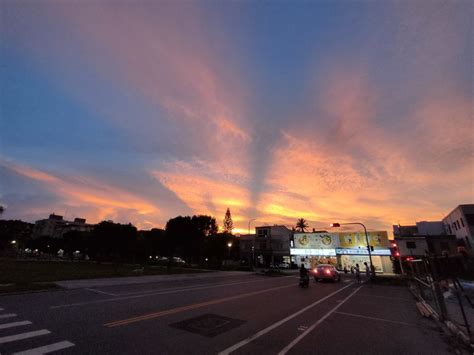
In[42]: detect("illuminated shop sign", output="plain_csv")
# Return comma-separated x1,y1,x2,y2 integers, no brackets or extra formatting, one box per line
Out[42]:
290,248,336,256
335,248,391,256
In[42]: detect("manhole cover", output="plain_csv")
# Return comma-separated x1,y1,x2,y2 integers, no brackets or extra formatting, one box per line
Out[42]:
170,314,246,337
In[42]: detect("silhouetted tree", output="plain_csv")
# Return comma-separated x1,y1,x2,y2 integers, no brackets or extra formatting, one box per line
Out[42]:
223,208,233,234
92,221,137,261
0,206,4,216
295,218,309,232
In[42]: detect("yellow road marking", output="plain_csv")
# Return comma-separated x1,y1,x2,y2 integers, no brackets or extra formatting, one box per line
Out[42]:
104,283,295,327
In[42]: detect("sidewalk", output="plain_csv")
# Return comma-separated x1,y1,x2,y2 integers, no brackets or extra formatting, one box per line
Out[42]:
55,270,250,289
320,282,466,354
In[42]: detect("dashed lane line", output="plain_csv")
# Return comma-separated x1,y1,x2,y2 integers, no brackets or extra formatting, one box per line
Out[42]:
217,282,355,355
0,313,17,319
0,329,50,344
13,340,75,355
277,285,363,355
0,321,32,330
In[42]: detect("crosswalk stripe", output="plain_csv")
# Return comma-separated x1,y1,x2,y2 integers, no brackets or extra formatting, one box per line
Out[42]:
13,340,75,355
0,321,32,330
0,313,17,319
0,329,50,344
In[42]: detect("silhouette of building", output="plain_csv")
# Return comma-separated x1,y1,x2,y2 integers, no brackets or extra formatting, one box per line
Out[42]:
33,214,93,239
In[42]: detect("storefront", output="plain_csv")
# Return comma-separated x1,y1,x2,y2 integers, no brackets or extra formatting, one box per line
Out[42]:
290,231,394,273
336,248,392,273
291,233,339,269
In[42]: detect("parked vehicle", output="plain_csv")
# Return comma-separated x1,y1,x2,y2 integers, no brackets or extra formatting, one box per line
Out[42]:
312,264,341,282
278,262,290,269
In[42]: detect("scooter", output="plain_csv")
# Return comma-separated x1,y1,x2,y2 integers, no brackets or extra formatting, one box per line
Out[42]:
299,274,309,288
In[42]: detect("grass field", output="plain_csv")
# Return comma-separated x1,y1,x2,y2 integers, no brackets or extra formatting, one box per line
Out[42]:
0,258,209,293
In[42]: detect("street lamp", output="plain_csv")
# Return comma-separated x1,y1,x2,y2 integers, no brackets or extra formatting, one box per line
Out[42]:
248,218,257,268
10,240,16,245
227,242,233,259
330,222,374,278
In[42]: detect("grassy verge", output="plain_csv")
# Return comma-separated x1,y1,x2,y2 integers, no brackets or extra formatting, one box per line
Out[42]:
0,258,210,294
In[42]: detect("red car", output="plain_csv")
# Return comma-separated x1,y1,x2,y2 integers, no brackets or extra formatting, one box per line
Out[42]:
312,264,341,282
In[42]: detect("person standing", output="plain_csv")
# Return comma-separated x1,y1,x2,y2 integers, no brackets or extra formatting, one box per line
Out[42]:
355,263,361,283
364,262,370,279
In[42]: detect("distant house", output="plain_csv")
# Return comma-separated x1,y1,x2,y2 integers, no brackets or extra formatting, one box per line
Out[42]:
33,214,93,239
239,225,293,267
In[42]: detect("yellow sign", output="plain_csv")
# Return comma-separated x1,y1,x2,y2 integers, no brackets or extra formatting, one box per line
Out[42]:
338,231,389,248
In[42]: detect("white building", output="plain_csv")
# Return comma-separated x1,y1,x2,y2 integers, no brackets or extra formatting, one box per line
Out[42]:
442,204,474,253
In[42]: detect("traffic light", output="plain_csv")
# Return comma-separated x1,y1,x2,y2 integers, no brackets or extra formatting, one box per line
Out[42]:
390,241,400,259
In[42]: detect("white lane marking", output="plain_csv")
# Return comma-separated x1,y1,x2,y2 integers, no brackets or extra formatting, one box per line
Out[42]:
13,340,75,355
0,321,32,330
52,277,290,309
85,288,117,296
334,311,419,326
0,313,17,319
0,329,50,344
278,285,363,355
217,282,355,355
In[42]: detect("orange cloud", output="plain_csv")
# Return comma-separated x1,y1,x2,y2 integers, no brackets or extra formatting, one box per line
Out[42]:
1,159,160,228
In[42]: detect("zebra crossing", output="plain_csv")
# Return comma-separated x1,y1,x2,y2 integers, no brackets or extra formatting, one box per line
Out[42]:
0,307,74,354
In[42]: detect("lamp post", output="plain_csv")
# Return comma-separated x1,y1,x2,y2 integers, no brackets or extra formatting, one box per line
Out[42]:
248,218,257,268
227,242,232,259
331,222,374,278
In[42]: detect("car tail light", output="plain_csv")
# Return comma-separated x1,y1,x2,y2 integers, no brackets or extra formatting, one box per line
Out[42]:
325,269,331,275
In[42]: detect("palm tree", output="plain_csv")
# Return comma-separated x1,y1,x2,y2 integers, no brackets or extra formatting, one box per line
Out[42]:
295,218,309,232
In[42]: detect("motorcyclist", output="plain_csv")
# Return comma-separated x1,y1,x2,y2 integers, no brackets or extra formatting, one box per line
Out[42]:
300,264,309,279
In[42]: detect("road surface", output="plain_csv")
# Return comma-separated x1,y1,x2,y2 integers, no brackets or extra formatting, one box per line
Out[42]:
0,272,458,354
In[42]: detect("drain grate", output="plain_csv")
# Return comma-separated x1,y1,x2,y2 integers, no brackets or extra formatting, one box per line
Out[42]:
169,314,246,337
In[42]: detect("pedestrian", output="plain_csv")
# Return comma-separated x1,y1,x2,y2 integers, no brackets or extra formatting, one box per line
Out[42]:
364,262,369,278
350,266,354,274
370,264,376,283
344,266,348,274
355,263,361,283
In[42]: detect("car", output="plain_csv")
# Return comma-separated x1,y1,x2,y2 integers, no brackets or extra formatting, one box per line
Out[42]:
312,264,341,282
277,262,290,269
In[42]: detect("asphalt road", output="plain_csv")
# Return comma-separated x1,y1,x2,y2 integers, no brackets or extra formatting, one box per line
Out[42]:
0,272,459,354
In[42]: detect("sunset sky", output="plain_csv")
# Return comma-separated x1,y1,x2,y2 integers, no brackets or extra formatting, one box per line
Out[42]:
1,1,472,234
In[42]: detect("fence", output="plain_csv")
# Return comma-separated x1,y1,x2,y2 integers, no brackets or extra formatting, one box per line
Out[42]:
407,255,473,341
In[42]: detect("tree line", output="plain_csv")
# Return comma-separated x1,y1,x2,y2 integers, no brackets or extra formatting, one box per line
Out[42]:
1,212,238,267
